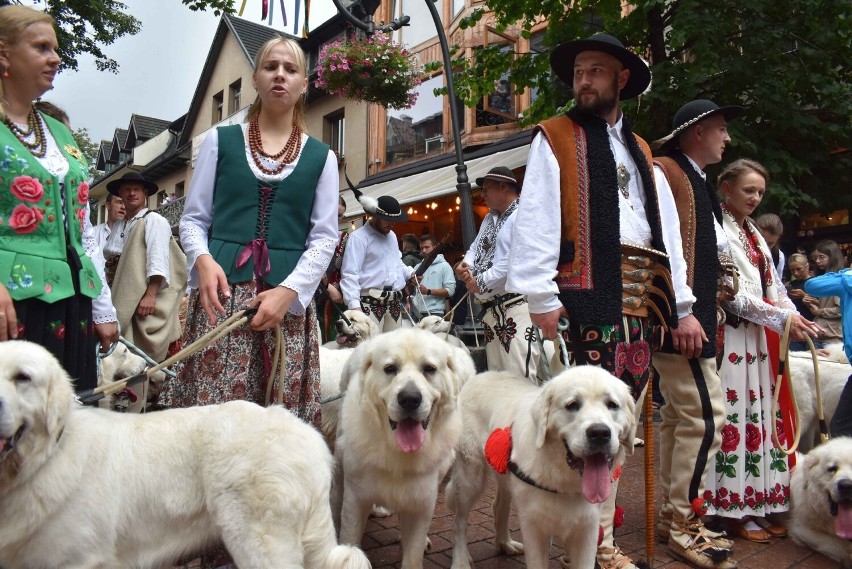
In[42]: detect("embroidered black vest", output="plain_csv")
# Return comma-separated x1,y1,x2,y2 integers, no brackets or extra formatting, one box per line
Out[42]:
657,152,722,358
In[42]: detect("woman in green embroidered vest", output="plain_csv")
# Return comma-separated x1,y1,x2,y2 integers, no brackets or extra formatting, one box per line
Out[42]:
0,5,118,393
160,38,338,431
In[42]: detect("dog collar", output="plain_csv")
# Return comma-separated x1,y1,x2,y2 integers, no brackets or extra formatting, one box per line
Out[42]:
485,425,561,494
507,460,559,494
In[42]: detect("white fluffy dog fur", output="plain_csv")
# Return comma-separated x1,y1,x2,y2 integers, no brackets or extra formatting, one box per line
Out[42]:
789,344,849,451
0,341,369,569
319,309,382,445
333,328,473,569
415,315,469,352
446,367,637,569
790,437,852,567
97,341,167,413
323,309,381,350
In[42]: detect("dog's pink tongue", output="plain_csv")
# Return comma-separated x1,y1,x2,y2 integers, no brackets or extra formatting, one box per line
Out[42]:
336,335,349,345
581,453,611,504
395,418,425,453
835,502,852,539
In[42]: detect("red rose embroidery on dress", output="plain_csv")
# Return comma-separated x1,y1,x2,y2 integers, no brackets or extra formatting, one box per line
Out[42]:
10,175,44,203
745,423,761,452
77,181,90,204
720,424,740,452
8,203,44,234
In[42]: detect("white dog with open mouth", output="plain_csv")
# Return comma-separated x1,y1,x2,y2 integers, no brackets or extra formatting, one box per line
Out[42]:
0,341,370,569
790,437,852,568
323,309,381,350
446,367,637,569
334,328,471,569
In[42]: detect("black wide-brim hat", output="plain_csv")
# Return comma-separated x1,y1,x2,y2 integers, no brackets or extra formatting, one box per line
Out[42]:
475,166,520,191
550,33,652,100
106,171,159,196
655,99,746,151
371,195,408,222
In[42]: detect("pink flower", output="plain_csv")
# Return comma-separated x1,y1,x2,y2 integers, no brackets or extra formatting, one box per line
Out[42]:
10,175,44,203
76,181,89,204
8,203,44,234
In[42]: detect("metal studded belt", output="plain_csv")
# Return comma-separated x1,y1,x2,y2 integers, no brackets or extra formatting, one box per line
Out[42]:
620,244,674,329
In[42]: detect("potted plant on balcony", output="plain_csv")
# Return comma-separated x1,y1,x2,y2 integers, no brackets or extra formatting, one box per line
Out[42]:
314,31,423,110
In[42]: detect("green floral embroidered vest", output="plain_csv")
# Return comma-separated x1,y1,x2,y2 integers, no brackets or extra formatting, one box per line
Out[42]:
208,125,329,287
0,113,102,303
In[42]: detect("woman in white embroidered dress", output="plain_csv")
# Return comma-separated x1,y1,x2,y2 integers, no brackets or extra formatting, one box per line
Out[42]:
707,159,820,542
159,36,338,428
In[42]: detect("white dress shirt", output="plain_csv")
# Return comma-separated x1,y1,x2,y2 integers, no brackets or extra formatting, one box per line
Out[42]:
179,126,340,315
508,117,683,315
340,224,414,309
104,209,173,285
93,222,111,253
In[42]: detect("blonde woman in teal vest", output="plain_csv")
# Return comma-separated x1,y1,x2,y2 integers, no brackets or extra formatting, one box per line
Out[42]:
160,38,338,430
0,5,117,393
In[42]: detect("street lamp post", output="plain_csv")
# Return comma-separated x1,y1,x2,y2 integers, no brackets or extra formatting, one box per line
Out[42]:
327,0,476,248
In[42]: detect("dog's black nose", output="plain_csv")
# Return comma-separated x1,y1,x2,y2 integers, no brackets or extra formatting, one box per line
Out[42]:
397,388,422,412
838,478,852,500
586,424,612,445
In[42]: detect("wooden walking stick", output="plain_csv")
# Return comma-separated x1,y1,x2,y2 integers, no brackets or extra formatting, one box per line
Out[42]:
644,372,656,568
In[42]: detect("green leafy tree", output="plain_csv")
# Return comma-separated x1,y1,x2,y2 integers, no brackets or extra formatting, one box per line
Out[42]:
447,0,851,215
22,0,234,72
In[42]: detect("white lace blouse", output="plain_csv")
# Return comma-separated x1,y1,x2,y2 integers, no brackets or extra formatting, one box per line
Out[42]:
180,125,340,315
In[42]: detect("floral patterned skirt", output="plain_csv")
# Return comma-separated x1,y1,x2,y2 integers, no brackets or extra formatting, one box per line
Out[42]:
159,280,322,431
705,321,791,518
13,291,97,394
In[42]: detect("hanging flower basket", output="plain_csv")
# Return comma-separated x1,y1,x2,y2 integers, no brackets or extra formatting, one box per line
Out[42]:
314,32,423,110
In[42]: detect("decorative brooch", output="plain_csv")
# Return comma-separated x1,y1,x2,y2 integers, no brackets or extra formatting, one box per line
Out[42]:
64,145,83,161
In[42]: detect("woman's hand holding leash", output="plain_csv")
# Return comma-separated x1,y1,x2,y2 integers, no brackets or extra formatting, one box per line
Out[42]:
196,254,230,325
249,286,297,331
789,313,822,342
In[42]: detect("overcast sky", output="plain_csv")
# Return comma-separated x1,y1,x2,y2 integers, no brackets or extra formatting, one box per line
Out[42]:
29,0,336,144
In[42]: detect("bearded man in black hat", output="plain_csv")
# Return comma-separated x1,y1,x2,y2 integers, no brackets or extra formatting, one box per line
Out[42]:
506,33,680,569
456,166,540,378
340,193,415,331
650,100,745,568
103,172,186,367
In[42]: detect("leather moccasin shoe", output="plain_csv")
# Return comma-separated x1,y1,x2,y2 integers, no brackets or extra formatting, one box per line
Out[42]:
752,517,787,538
728,519,771,543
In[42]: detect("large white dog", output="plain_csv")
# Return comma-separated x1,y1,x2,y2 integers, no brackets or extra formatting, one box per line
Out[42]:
446,368,637,569
790,437,852,568
0,341,370,569
334,328,472,569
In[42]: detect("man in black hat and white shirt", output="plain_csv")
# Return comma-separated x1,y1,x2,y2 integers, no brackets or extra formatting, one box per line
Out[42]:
103,172,185,365
457,166,540,378
506,33,681,569
651,100,744,569
340,194,414,332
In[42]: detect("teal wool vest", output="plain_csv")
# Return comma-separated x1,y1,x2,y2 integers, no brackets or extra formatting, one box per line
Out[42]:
208,125,329,287
0,113,103,303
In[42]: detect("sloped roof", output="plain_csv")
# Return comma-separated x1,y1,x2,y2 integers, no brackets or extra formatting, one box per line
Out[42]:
108,128,129,161
226,13,287,63
130,114,172,141
96,139,112,170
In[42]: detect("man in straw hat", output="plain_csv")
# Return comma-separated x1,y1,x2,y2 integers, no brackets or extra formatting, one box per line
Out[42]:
506,33,680,569
456,166,538,378
103,171,186,365
652,99,745,568
340,193,415,331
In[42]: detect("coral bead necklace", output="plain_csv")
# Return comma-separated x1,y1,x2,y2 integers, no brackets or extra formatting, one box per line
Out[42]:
248,115,302,175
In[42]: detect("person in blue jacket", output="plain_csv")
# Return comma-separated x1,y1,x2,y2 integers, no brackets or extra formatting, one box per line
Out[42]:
805,266,852,437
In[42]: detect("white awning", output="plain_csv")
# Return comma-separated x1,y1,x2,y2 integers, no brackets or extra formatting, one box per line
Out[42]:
342,144,530,216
